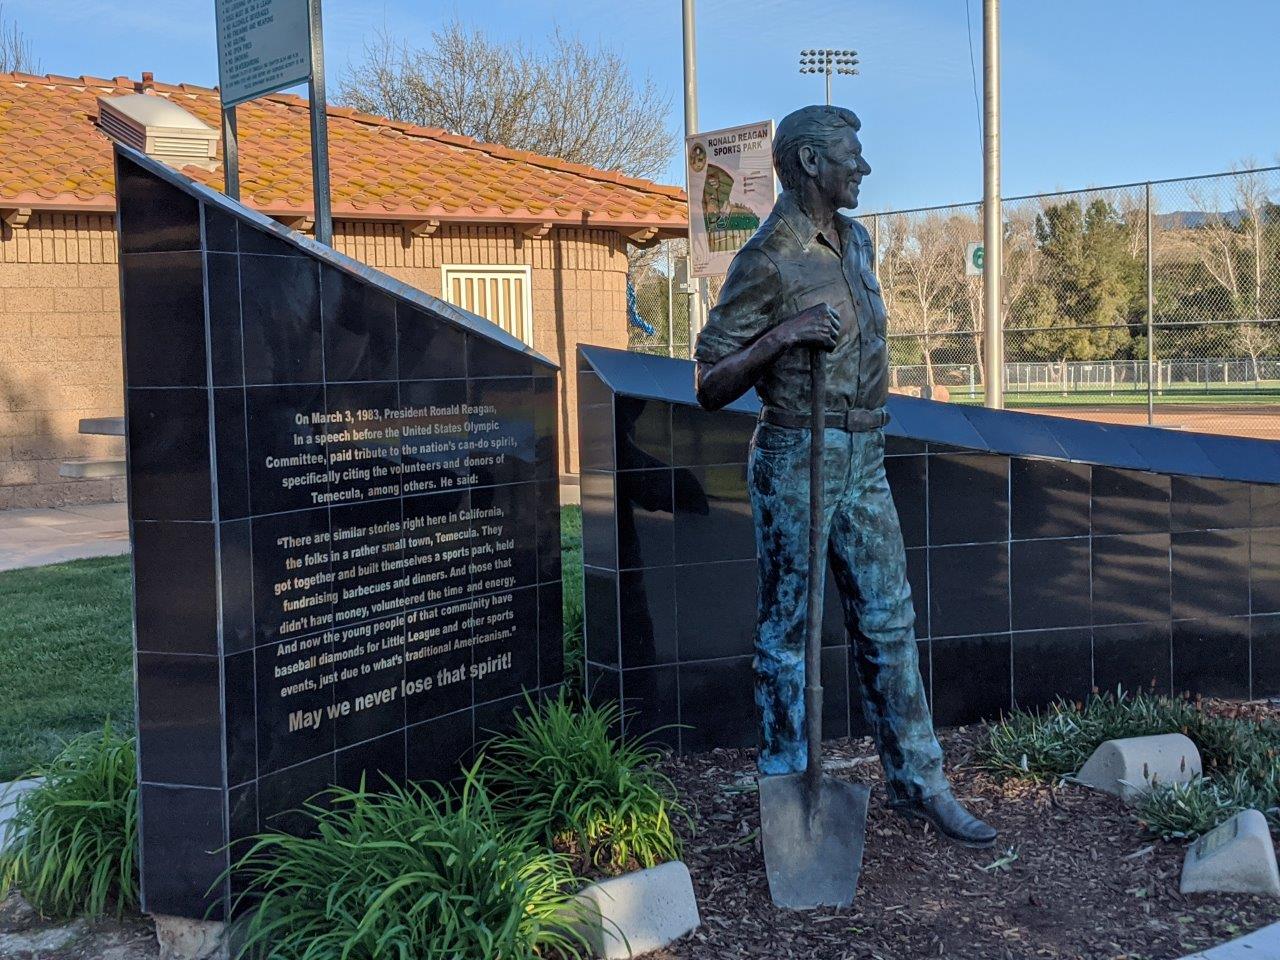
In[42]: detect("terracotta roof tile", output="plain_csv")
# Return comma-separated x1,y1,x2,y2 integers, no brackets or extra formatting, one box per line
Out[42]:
0,72,689,233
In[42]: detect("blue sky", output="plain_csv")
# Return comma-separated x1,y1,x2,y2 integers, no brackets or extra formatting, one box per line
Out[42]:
8,0,1279,210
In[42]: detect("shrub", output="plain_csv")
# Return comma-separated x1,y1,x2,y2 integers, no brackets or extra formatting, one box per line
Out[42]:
0,725,138,919
481,693,684,876
231,770,585,960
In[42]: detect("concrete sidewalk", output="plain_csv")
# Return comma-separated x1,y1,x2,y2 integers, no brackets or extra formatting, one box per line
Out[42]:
0,502,129,572
1181,921,1280,958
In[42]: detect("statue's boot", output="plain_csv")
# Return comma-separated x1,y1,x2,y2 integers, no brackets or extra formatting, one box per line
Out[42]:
891,790,997,848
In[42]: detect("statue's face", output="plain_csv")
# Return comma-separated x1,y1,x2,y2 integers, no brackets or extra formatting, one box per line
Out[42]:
808,129,872,209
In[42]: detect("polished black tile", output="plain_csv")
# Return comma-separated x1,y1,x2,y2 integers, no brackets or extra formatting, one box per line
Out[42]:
577,369,615,472
224,650,257,788
476,693,534,746
250,507,333,646
679,656,756,752
672,405,755,466
126,388,212,522
472,586,540,704
1251,614,1280,699
329,497,404,626
536,480,561,585
538,582,564,687
137,653,222,786
586,663,622,710
535,378,558,482
1091,534,1171,625
961,406,1068,460
1012,628,1092,711
244,382,329,515
331,618,408,751
1039,417,1146,470
675,559,756,662
930,634,1011,726
906,547,929,638
467,331,539,378
1091,468,1170,535
1253,485,1280,528
616,397,672,469
467,481,538,594
1093,622,1171,697
255,753,335,837
203,204,238,253
928,453,1009,546
321,265,397,383
255,634,335,776
139,784,226,919
206,253,243,387
1123,427,1220,478
133,521,216,655
1172,529,1249,620
584,566,619,667
336,730,406,792
884,454,926,548
397,301,466,381
821,645,850,741
398,379,469,495
1171,476,1251,532
240,254,323,385
238,221,304,258
401,487,471,608
467,378,536,487
1011,538,1091,630
1010,459,1090,540
117,155,201,253
1172,617,1250,698
219,519,254,655
213,388,249,521
616,469,673,568
620,665,680,750
1252,527,1280,615
406,708,473,786
619,566,678,666
884,435,926,455
929,543,1009,637
1195,435,1280,485
404,601,474,725
674,464,754,563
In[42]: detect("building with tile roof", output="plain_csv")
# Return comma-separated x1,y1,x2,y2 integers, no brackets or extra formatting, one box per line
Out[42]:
0,71,689,508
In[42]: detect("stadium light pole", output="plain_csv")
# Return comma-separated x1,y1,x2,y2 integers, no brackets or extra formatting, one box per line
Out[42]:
682,0,707,352
798,49,860,105
982,0,1004,409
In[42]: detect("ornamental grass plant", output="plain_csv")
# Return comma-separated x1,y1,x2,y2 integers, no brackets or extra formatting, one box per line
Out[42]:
230,770,586,960
0,724,138,919
481,693,685,877
975,690,1280,841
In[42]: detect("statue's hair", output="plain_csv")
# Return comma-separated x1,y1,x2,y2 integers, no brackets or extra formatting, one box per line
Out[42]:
772,105,861,192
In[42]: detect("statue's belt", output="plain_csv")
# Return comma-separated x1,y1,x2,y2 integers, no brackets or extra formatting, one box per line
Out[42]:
759,405,890,433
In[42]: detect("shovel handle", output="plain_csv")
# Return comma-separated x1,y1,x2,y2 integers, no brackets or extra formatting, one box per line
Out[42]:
805,349,826,798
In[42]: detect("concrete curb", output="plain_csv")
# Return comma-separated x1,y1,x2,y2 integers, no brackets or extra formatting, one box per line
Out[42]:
1179,920,1280,958
0,779,43,848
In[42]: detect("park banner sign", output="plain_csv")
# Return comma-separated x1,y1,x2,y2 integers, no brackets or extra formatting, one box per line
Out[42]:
215,0,312,107
685,120,776,278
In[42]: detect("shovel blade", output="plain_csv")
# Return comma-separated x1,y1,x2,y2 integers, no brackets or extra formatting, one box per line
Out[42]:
758,774,870,910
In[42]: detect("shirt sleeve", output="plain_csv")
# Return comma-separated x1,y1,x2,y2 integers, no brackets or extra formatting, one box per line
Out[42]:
693,247,782,365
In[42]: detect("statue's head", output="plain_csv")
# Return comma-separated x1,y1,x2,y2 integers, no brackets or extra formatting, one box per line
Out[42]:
773,105,871,209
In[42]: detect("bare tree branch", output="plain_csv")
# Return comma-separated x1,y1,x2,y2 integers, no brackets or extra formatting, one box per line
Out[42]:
0,3,38,74
337,20,675,181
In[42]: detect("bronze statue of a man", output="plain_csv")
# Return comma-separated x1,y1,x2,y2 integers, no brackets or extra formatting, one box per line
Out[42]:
694,105,996,847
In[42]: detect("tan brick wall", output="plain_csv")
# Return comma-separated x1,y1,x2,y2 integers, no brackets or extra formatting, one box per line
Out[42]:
0,215,626,508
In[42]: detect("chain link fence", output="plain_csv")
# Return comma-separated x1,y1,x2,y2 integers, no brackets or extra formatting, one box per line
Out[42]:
627,166,1280,440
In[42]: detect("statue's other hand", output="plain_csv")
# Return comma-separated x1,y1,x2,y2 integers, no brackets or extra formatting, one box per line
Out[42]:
780,303,841,352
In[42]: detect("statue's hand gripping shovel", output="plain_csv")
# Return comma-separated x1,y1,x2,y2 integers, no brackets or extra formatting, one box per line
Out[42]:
758,348,871,910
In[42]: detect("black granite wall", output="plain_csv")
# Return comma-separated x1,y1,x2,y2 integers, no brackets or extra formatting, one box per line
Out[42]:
118,147,562,919
578,345,1280,755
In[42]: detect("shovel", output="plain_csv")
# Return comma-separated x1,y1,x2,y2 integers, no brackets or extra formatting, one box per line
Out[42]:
758,348,871,910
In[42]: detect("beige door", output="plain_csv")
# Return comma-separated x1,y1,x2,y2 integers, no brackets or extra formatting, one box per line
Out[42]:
440,265,533,346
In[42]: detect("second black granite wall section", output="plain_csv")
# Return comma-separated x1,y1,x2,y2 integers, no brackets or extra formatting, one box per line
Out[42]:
578,345,1280,755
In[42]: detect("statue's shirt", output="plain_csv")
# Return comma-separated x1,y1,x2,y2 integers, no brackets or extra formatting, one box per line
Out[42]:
694,191,889,416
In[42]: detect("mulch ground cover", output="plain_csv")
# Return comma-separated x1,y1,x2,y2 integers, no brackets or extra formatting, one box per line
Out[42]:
652,718,1280,960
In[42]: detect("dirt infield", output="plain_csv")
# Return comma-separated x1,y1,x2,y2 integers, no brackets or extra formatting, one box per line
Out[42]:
1020,403,1280,442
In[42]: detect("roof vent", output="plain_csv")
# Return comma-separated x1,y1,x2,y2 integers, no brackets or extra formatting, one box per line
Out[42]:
97,93,219,170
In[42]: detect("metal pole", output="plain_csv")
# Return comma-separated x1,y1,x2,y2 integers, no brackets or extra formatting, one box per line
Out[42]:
981,0,1003,409
1146,181,1155,425
307,0,333,246
871,214,879,281
681,0,708,347
221,106,239,201
825,66,831,106
667,242,675,358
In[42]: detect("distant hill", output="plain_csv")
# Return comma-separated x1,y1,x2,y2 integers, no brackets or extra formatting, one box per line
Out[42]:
1155,210,1245,229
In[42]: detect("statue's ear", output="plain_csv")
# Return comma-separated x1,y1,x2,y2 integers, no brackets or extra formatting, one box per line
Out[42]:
797,143,821,180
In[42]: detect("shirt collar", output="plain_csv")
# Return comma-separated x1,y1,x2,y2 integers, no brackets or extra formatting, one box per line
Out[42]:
775,190,849,254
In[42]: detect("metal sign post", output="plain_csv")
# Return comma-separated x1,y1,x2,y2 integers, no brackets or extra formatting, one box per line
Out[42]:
214,0,331,244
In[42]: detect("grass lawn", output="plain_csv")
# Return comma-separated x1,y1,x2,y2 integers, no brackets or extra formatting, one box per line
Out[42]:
0,555,134,781
0,508,588,782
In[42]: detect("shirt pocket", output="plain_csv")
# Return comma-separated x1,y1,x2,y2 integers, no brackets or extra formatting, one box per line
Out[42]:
860,268,889,338
791,278,853,335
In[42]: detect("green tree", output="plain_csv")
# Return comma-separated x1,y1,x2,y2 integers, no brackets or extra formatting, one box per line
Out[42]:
1013,198,1143,362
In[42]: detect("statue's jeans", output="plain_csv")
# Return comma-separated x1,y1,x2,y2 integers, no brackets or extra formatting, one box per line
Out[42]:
749,422,948,801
